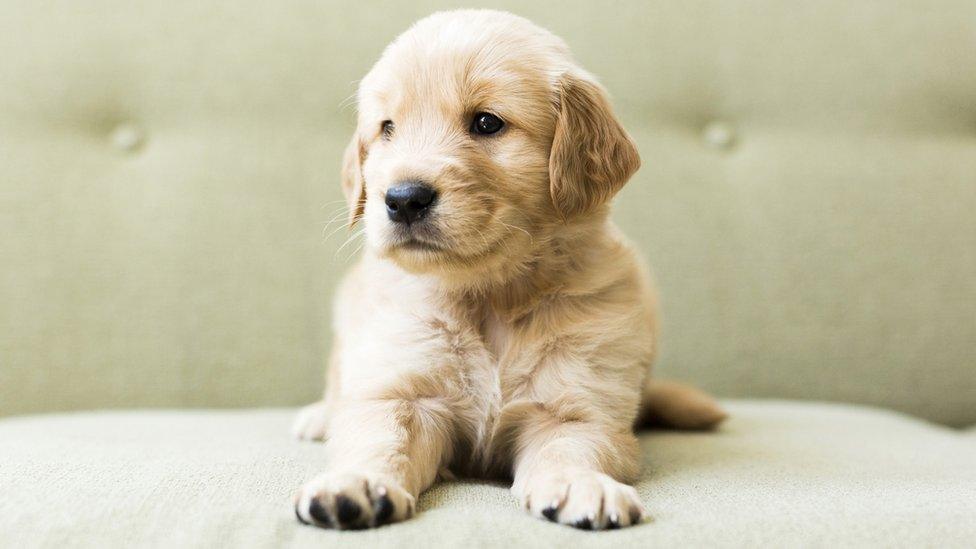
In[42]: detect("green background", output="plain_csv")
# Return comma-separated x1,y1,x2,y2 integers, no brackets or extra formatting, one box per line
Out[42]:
2,0,974,426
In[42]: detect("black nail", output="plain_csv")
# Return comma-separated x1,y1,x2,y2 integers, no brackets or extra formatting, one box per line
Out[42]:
629,506,641,525
335,494,362,526
607,516,620,529
374,494,395,525
308,497,332,526
541,506,559,522
295,505,310,525
573,517,593,530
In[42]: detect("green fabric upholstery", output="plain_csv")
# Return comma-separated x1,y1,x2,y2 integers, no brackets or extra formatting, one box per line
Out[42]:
1,2,974,425
2,402,974,548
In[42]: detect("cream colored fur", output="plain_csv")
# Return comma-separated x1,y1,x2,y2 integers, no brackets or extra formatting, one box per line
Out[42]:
293,9,726,531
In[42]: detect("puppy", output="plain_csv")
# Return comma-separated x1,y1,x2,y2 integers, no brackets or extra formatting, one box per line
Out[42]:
293,9,726,531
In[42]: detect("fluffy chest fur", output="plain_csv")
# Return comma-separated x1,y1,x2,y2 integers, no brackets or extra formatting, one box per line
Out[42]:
333,241,654,474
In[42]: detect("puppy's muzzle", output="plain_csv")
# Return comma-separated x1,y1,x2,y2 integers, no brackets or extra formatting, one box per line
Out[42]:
385,181,437,225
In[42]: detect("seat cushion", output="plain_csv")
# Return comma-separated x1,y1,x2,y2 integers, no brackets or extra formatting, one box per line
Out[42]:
1,401,973,548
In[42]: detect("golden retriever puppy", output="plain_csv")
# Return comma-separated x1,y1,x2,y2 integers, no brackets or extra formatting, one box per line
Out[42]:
293,9,726,531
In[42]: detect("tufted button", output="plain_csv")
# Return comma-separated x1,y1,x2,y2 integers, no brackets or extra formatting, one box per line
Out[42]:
110,123,145,152
702,120,736,150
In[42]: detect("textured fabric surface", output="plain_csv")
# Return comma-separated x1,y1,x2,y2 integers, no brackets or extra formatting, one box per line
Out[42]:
1,401,974,548
2,0,976,425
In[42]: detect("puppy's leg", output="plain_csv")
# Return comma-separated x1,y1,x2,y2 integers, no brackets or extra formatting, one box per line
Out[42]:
292,344,343,441
295,396,454,529
291,399,332,441
510,409,644,530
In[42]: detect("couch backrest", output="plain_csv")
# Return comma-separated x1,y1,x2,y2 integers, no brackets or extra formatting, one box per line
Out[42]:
2,1,974,426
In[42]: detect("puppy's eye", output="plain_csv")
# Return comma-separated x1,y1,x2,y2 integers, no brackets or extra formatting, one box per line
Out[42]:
471,112,504,135
381,120,395,140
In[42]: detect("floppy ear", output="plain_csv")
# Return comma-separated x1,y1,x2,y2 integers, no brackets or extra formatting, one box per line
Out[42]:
549,71,641,218
340,134,367,227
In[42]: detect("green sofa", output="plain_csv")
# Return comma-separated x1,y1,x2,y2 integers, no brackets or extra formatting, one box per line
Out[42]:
2,1,974,547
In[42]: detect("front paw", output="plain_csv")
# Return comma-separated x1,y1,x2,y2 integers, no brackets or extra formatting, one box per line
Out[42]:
519,470,645,530
291,401,330,441
295,473,415,529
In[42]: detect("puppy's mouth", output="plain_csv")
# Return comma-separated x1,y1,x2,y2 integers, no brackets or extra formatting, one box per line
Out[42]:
387,224,446,252
397,237,443,252
382,216,509,268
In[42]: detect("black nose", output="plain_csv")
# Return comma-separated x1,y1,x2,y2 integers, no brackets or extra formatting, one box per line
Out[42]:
385,182,437,224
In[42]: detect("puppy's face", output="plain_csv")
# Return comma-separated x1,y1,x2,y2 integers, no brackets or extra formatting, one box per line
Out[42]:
341,11,639,283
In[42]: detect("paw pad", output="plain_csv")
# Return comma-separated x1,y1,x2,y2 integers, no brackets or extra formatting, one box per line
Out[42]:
295,474,414,530
521,471,646,530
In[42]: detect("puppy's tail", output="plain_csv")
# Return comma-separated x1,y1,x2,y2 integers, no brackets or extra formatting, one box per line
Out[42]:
637,378,728,430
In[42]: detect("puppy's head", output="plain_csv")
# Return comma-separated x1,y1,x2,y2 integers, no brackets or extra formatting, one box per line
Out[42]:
342,10,639,284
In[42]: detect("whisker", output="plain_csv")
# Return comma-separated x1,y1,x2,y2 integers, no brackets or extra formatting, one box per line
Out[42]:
323,214,361,242
469,225,498,255
500,222,532,242
338,84,361,111
323,222,354,242
321,209,353,238
345,239,366,261
319,206,352,225
490,213,534,243
333,228,365,261
320,199,351,210
321,210,350,230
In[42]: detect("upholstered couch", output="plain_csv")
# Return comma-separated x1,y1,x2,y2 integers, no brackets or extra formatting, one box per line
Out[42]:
2,1,974,547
